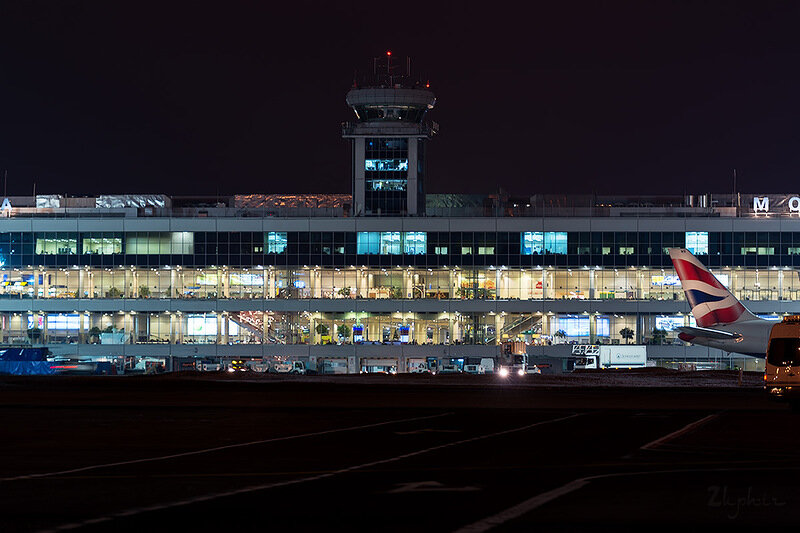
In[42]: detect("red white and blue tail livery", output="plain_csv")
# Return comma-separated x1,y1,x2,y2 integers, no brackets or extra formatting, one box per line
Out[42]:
669,248,755,327
669,248,772,357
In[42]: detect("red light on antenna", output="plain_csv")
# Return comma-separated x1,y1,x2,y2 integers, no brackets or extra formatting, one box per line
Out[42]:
426,82,430,88
386,50,392,56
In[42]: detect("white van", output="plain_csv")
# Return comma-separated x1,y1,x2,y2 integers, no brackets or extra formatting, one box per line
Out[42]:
764,316,800,410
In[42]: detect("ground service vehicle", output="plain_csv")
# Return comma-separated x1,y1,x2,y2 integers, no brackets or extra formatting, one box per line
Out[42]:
271,361,306,374
407,359,429,373
438,364,461,374
247,361,271,373
764,315,800,410
498,354,528,377
198,361,222,372
463,363,484,374
573,345,647,370
227,360,248,372
464,357,495,374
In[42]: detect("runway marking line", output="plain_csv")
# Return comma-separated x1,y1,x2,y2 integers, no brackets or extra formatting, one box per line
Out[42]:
456,411,758,533
39,412,584,532
454,464,800,533
639,412,721,451
3,412,451,482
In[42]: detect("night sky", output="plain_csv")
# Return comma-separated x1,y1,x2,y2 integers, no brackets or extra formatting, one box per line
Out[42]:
1,1,800,197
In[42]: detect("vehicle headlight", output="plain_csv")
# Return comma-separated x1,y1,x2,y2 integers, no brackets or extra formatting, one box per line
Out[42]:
498,368,509,378
517,369,525,376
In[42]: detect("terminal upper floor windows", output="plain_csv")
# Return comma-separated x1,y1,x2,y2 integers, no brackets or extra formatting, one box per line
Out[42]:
35,233,77,255
404,232,426,254
685,232,708,255
125,232,193,254
9,230,800,265
266,232,287,254
82,233,122,255
356,232,427,255
521,232,567,255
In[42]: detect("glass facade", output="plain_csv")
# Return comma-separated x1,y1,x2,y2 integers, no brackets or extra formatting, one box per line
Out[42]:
0,309,688,347
0,222,791,375
5,231,800,267
364,138,409,214
1,264,797,302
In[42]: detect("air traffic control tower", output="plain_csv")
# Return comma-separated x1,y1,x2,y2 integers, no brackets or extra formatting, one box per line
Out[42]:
343,52,437,216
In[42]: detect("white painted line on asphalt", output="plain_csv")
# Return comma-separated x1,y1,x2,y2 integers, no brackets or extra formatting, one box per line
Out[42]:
39,412,584,532
455,464,800,533
3,412,452,482
454,479,590,533
639,412,720,451
454,412,726,533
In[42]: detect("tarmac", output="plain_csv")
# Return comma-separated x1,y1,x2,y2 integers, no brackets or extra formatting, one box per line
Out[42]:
0,371,797,532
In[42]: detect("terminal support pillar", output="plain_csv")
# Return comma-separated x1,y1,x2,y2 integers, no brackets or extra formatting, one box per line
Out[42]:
494,313,505,345
357,269,366,298
541,269,548,299
169,313,176,344
589,270,596,299
79,312,86,344
222,269,229,298
177,313,184,345
267,269,276,299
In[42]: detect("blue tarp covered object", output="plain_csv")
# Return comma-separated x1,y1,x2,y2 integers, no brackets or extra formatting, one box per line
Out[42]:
0,361,57,375
0,348,49,362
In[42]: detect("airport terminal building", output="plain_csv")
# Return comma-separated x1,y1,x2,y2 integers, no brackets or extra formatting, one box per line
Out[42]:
0,59,797,372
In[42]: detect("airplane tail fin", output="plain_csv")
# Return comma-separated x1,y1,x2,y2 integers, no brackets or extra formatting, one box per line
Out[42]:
668,248,757,327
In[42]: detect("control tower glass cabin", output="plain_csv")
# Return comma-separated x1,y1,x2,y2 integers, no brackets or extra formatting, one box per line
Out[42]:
343,53,437,216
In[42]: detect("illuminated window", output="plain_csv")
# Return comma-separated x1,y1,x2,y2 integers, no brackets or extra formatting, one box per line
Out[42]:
618,246,634,255
266,232,287,254
403,232,426,254
379,232,402,254
521,232,543,254
357,232,380,254
35,233,77,255
478,246,495,255
82,233,122,254
365,159,409,172
685,232,708,255
544,232,567,254
554,315,609,337
522,232,567,254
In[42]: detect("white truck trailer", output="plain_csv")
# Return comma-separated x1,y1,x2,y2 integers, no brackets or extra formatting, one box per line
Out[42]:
572,345,647,370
